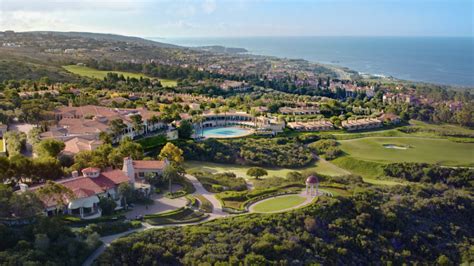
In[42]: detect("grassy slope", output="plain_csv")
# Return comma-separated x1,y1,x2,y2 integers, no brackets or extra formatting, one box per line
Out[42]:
338,137,474,166
63,65,177,87
251,195,307,213
184,158,348,180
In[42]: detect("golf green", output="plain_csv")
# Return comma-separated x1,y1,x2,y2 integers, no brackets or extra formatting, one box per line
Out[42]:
339,137,474,166
251,195,307,213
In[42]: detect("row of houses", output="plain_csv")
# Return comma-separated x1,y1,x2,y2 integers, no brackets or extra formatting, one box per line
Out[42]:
279,106,320,115
288,113,401,132
341,118,383,131
287,120,333,131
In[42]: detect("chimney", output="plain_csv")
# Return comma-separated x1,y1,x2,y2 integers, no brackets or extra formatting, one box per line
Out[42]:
122,157,135,184
19,183,29,192
71,170,79,178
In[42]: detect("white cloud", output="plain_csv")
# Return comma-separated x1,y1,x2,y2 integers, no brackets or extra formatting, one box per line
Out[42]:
0,0,144,12
202,0,217,14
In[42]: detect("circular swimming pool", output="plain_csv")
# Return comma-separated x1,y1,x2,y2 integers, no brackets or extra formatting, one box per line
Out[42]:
200,127,253,138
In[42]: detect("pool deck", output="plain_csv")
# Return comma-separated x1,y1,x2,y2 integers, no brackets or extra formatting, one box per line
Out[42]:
196,126,254,139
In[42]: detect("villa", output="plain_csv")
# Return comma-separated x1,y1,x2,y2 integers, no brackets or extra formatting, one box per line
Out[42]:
42,105,168,142
23,157,169,219
62,136,103,155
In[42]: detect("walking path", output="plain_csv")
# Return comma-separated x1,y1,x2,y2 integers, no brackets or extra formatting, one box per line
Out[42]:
83,175,329,265
185,174,227,218
83,174,227,266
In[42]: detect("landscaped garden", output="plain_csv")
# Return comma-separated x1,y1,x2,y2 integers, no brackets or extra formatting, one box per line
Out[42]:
144,207,208,226
250,194,308,213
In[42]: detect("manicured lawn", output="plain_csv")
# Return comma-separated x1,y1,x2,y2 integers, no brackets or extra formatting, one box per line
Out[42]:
136,134,167,150
251,195,307,213
312,159,350,176
339,137,474,166
184,159,348,180
63,65,177,87
184,161,300,179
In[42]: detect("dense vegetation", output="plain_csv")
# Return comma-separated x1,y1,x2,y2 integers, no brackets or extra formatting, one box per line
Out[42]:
97,185,473,265
384,163,473,188
190,171,247,192
308,139,343,160
178,137,313,168
0,185,100,265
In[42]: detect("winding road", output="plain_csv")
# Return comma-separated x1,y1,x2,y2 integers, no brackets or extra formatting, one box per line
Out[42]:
82,175,227,266
83,175,320,265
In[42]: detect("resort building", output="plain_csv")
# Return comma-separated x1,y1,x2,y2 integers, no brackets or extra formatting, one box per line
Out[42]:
279,106,320,115
62,136,103,155
341,118,383,131
24,157,168,219
378,113,401,125
382,93,416,105
287,120,334,131
43,105,168,142
185,110,285,136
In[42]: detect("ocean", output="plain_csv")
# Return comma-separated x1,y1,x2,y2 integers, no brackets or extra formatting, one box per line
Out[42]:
152,36,474,87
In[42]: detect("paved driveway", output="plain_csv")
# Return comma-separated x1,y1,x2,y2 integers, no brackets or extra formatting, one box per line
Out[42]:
125,193,187,219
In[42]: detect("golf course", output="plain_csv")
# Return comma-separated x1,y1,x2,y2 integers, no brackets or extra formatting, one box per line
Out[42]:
63,65,178,87
338,137,474,166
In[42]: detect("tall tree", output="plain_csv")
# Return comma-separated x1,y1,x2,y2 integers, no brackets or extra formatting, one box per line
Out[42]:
159,142,184,166
246,167,268,180
36,181,74,213
162,165,179,194
130,114,144,136
178,120,193,139
118,183,134,209
109,118,127,141
34,139,65,158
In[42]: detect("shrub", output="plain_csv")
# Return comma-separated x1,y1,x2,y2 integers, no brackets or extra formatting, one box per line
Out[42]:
98,197,117,216
192,171,247,192
79,220,142,237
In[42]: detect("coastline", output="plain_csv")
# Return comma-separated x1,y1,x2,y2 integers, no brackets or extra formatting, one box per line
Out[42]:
151,36,474,88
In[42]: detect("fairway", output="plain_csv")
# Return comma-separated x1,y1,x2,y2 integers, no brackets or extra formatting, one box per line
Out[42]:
251,195,307,213
63,65,177,87
339,137,474,166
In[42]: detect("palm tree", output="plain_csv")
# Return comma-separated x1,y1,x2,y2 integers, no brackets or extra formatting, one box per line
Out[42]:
221,106,229,126
192,115,205,138
149,115,160,132
109,118,127,142
130,114,144,137
213,108,221,127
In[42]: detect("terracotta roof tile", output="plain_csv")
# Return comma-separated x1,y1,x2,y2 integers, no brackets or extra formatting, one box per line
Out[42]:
132,160,167,170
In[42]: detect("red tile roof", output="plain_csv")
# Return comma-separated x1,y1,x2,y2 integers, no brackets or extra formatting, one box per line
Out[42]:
96,169,129,189
31,169,130,207
82,167,101,174
132,160,167,170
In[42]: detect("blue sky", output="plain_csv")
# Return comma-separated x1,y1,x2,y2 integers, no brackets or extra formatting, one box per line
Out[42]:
0,0,472,37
